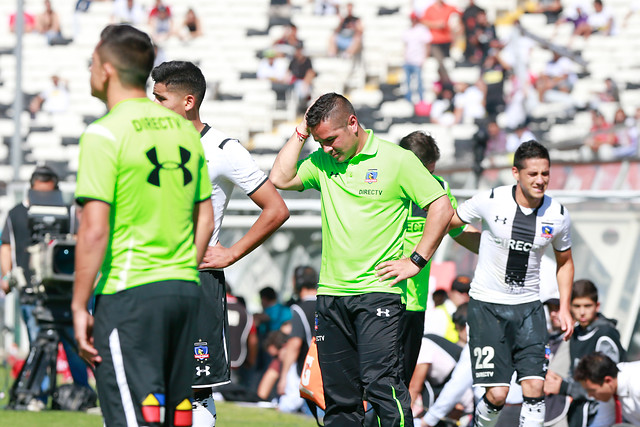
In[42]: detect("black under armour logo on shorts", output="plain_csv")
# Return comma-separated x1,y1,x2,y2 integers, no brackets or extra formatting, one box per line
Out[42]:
146,146,192,187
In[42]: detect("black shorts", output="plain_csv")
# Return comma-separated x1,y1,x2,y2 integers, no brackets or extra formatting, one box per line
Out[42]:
316,293,412,426
468,298,548,387
399,309,425,386
93,281,199,427
192,269,231,388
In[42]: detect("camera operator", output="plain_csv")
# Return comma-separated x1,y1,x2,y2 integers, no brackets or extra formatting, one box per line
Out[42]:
1,165,91,410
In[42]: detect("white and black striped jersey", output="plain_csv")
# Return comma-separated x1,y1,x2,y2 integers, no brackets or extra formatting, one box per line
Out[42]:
201,125,268,249
457,185,571,305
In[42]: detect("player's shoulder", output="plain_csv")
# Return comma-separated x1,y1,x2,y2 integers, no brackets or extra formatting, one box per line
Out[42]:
541,194,569,218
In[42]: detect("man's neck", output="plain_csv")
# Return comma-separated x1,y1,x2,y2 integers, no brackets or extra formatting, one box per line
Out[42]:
106,88,147,111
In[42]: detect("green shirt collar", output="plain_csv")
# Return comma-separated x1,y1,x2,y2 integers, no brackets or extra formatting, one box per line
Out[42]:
350,129,378,161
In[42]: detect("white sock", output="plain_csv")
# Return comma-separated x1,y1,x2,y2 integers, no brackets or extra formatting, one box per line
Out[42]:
192,394,217,427
520,397,545,427
475,395,503,427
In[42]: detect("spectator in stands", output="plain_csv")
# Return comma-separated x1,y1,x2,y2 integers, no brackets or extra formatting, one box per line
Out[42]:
149,4,173,43
485,120,508,156
461,0,485,63
453,81,486,124
277,266,318,414
111,0,146,26
596,77,620,103
177,7,202,40
529,0,564,24
430,81,456,125
506,120,536,152
465,9,499,66
148,0,171,23
257,49,289,83
288,42,315,114
314,0,338,15
28,73,70,119
583,109,617,156
35,0,71,45
535,50,579,114
420,0,462,65
554,0,589,41
575,0,616,38
328,2,363,59
403,12,432,104
613,107,639,158
274,23,302,58
480,48,509,120
9,10,37,33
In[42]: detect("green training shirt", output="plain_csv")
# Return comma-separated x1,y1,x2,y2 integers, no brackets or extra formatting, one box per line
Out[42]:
75,98,212,295
404,175,464,312
297,130,446,297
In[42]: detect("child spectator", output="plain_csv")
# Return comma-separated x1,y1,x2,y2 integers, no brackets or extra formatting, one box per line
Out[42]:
544,279,626,427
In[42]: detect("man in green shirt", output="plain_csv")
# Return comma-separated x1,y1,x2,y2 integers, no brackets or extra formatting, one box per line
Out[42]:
72,24,214,427
270,93,453,426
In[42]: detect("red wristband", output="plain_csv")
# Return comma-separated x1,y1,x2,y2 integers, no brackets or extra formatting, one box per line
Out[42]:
296,128,309,140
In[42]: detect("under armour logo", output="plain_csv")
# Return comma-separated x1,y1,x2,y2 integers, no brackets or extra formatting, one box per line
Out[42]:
146,146,193,187
329,171,339,178
377,308,390,317
494,216,507,224
195,365,210,376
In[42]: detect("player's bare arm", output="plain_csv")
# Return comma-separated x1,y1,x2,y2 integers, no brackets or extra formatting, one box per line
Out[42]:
270,119,309,191
199,180,289,269
193,198,214,264
555,247,575,340
72,200,110,367
376,194,453,285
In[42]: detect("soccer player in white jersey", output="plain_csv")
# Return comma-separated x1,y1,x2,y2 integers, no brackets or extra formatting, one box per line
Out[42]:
448,140,575,427
152,61,290,427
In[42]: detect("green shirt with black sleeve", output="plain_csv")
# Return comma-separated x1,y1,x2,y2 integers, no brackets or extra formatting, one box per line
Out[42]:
296,129,446,297
75,98,212,295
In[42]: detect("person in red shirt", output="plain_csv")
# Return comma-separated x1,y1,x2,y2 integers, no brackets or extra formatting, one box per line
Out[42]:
421,0,462,63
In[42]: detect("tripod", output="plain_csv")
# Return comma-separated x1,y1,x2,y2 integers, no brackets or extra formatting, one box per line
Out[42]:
8,303,75,410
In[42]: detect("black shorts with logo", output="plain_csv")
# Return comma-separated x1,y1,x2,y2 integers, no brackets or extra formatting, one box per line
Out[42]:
93,280,199,427
468,297,549,387
192,270,231,388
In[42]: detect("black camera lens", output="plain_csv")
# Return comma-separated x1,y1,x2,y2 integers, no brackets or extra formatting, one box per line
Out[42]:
52,244,75,275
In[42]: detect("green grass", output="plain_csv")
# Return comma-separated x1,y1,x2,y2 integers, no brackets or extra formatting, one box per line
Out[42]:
0,365,317,427
0,402,317,427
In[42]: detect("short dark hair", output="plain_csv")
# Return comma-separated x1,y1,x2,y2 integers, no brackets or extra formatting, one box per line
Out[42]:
264,330,288,351
452,302,468,327
259,286,277,301
30,165,59,189
574,352,619,384
432,289,448,306
451,275,471,294
399,131,440,169
151,61,207,108
306,92,356,129
572,279,598,303
513,140,550,170
97,24,155,89
294,265,318,292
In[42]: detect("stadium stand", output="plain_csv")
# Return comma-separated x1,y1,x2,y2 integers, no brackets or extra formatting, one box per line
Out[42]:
0,0,638,193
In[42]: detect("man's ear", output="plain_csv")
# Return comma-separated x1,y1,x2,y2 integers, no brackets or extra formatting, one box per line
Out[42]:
184,94,197,112
103,62,117,81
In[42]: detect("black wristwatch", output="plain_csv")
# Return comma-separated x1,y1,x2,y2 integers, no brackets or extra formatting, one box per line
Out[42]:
410,251,428,269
